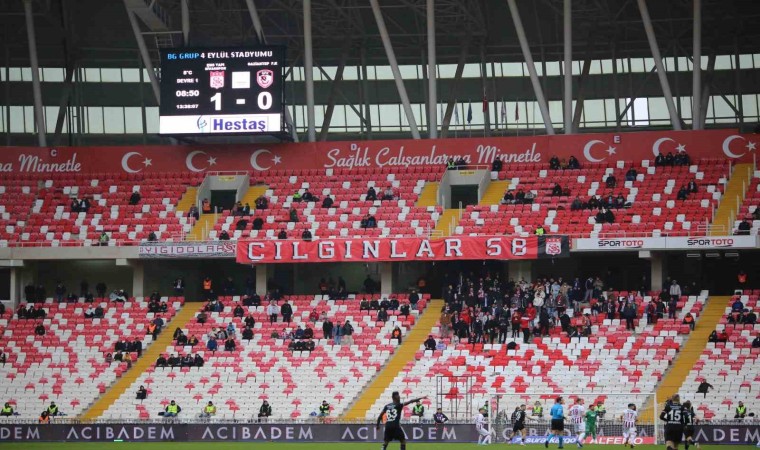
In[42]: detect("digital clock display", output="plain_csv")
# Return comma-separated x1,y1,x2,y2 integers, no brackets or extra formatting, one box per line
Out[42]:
158,46,285,135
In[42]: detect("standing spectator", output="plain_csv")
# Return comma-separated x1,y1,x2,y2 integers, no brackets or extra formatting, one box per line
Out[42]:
268,301,279,323
622,301,637,331
54,282,66,303
668,296,678,319
669,280,682,303
280,300,293,323
322,318,334,340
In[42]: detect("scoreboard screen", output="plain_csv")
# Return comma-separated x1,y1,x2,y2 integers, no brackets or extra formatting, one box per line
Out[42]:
159,46,285,135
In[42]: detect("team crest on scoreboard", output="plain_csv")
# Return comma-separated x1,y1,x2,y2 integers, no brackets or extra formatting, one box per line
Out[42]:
209,71,225,89
545,237,563,256
257,69,274,89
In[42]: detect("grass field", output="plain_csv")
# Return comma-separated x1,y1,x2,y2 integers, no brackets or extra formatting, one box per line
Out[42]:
1,444,758,450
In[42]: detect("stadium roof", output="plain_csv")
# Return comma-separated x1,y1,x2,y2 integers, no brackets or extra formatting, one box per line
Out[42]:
3,0,760,69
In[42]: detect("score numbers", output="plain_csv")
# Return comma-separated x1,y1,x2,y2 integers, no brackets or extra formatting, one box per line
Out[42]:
208,91,273,111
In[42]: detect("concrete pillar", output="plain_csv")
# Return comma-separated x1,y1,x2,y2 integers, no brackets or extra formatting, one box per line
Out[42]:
255,264,268,296
131,260,145,298
9,267,18,306
380,262,393,297
648,251,666,291
508,260,532,283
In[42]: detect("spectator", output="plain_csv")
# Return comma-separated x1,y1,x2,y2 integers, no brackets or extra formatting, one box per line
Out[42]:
218,230,230,240
129,190,141,205
524,190,536,204
318,401,330,421
752,333,760,348
732,297,745,312
717,330,729,342
201,401,216,418
697,380,714,398
242,203,251,215
665,152,675,166
54,282,66,303
492,158,503,172
625,167,638,181
194,353,204,367
268,301,279,323
391,327,402,343
289,207,299,223
677,185,689,201
571,196,583,211
301,229,313,241
255,195,268,210
361,214,377,228
277,229,287,239
164,400,181,417
322,318,334,340
224,337,235,351
366,186,377,201
105,352,113,364
39,411,50,424
687,179,698,193
258,400,272,420
206,336,218,352
322,196,334,208
188,205,200,220
1,402,14,417
98,231,110,246
136,385,147,400
202,198,211,214
147,231,158,242
655,153,665,166
735,401,747,419
70,197,81,213
736,219,751,235
381,185,395,201
669,280,682,303
281,300,293,323
35,323,46,336
424,335,436,351
302,189,317,202
534,225,546,236
605,175,616,188
551,183,563,196
549,155,560,170
501,190,515,204
377,308,389,322
567,156,580,169
47,402,59,416
744,310,757,325
683,313,695,330
342,320,354,346
156,354,168,367
123,351,133,367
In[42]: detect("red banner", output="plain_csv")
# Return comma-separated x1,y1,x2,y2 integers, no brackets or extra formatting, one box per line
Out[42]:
236,236,550,264
0,129,756,176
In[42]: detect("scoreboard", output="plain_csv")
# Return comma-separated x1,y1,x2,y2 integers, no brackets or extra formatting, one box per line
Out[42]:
158,46,285,135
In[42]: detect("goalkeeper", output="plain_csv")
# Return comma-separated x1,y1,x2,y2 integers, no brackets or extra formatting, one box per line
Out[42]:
583,405,598,444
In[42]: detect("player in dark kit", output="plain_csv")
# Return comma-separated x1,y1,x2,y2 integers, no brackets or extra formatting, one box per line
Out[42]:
376,391,427,450
681,401,700,450
660,394,687,450
507,404,529,445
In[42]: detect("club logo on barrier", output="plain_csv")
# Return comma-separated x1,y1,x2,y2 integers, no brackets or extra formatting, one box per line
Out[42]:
257,69,274,89
545,237,563,256
209,71,225,89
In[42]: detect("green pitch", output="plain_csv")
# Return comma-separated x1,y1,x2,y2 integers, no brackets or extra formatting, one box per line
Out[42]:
1,444,758,450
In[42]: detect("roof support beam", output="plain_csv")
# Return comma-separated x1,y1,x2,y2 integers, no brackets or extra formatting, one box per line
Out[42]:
426,0,437,139
181,0,190,45
691,0,701,129
369,0,420,140
636,0,681,130
563,0,572,134
23,0,47,146
124,0,160,105
244,0,298,142
698,53,716,128
303,0,316,142
318,49,349,141
440,38,469,138
571,56,592,132
53,63,77,144
507,0,555,134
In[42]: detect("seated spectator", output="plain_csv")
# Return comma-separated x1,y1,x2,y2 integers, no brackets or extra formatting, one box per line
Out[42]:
255,195,268,210
567,156,580,169
233,303,244,318
304,338,315,352
391,327,402,343
381,185,395,201
551,183,563,196
369,298,380,310
736,219,751,235
587,195,600,210
753,206,760,220
304,326,314,339
664,152,675,166
322,196,334,208
136,385,147,400
206,336,218,352
595,209,606,224
625,167,638,181
181,354,193,367
717,330,729,343
105,352,113,363
655,153,665,166
687,179,698,193
377,308,389,322
196,311,208,324
501,190,515,204
604,208,615,223
84,305,96,318
70,197,81,213
98,232,110,246
400,302,410,317
176,332,188,346
524,190,536,204
242,326,254,340
732,297,745,312
218,230,230,241
167,354,180,367
744,310,757,324
302,229,313,241
194,353,204,367
366,186,377,201
515,190,526,204
232,201,243,216
735,401,747,419
424,335,436,351
35,323,46,336
549,155,560,170
491,158,503,172
570,196,583,211
614,193,626,208
242,203,251,215
202,198,211,214
187,335,199,347
224,337,236,351
682,313,695,330
605,175,616,188
147,231,158,242
752,333,760,348
128,190,141,205
164,400,181,417
361,214,377,229
302,189,318,202
237,218,250,230
534,225,546,236
277,229,287,239
156,354,168,367
289,207,299,223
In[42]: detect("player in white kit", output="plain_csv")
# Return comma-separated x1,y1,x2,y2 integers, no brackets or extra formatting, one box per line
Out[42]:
621,403,638,449
475,407,491,445
569,398,586,448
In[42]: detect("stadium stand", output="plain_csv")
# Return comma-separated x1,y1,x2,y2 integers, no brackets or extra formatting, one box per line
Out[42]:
0,297,183,419
459,159,728,237
366,290,709,421
677,291,759,420
100,294,429,420
734,174,760,235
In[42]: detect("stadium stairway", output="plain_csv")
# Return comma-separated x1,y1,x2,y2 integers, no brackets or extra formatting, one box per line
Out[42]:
79,305,199,420
711,163,753,235
186,213,218,240
432,209,461,237
342,299,444,420
653,295,730,405
239,184,269,208
175,186,198,214
479,180,510,205
416,182,439,207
